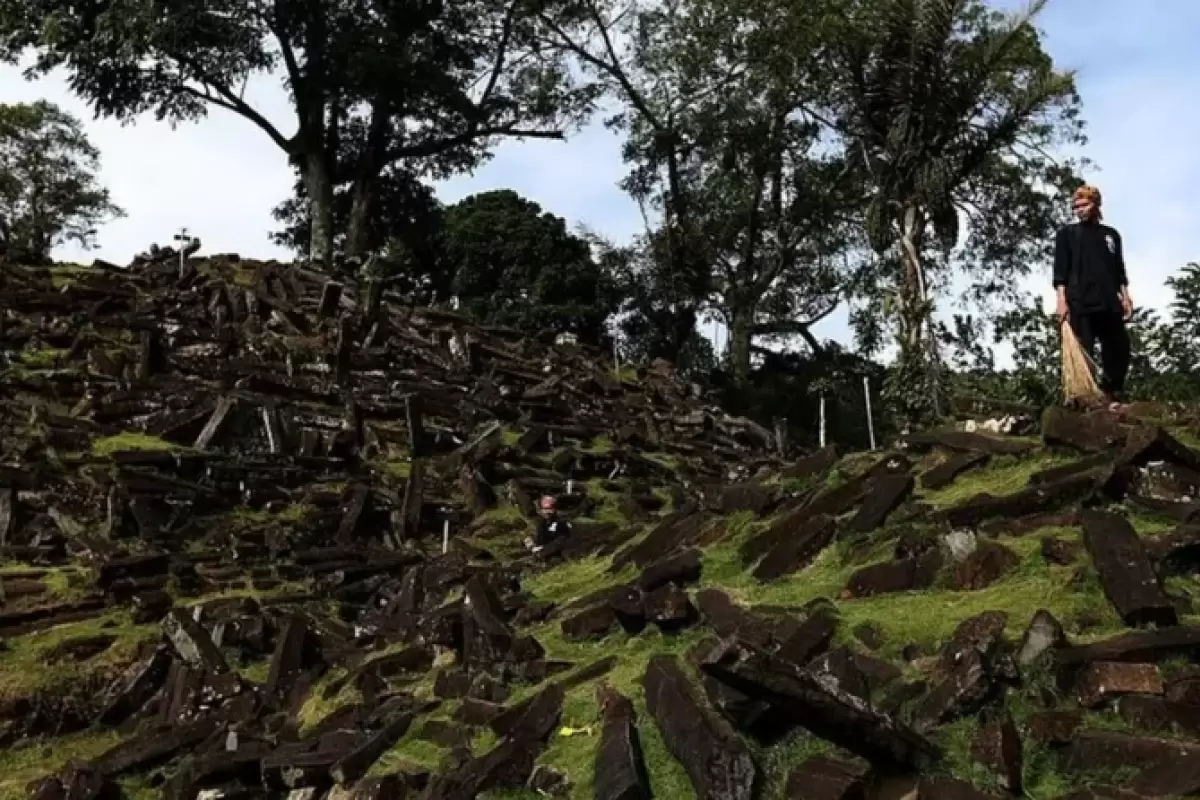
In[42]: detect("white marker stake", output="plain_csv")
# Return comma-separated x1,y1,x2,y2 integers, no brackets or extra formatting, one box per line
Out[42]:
567,479,574,495
819,394,827,448
442,519,449,554
863,376,877,451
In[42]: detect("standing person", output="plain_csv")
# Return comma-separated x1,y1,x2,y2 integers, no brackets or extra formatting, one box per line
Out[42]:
1053,184,1135,410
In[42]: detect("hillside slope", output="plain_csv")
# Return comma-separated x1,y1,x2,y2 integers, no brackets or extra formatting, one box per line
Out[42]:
3,255,1200,799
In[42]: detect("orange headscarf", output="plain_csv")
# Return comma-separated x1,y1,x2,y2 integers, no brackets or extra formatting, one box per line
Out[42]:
1073,184,1103,219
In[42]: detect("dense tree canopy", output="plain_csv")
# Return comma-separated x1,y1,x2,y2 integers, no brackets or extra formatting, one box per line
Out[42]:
1,0,598,266
443,190,620,344
0,100,123,263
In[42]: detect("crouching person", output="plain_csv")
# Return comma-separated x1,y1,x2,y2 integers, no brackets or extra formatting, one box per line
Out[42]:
524,495,572,557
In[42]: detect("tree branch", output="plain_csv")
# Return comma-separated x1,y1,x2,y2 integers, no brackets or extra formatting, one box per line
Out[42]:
751,319,825,354
175,71,294,153
388,126,564,160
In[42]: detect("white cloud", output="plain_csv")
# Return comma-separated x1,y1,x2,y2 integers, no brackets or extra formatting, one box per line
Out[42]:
2,0,1197,365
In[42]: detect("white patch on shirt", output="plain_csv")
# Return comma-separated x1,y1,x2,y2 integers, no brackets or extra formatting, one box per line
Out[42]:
1105,234,1116,253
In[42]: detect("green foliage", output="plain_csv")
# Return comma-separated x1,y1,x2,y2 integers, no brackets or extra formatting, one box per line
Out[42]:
829,0,1085,426
4,0,597,264
0,101,123,263
444,190,621,345
270,166,448,296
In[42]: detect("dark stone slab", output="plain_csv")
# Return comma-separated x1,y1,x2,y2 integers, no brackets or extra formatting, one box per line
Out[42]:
847,475,914,533
941,472,1099,528
754,515,837,582
920,452,990,490
162,609,228,673
1043,407,1128,452
1066,730,1200,773
970,714,1022,794
700,640,938,771
1081,510,1177,627
1057,626,1200,667
783,754,868,799
901,430,1035,456
594,684,650,800
948,541,1019,590
845,551,942,599
635,548,701,593
643,654,756,800
561,604,616,642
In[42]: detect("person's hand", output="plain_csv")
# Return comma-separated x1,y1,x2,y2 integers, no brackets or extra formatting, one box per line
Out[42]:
1121,291,1133,321
1056,295,1069,324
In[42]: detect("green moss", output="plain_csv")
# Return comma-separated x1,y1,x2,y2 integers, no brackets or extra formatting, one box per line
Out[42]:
298,672,362,733
918,452,1074,509
703,523,1120,658
644,453,680,471
18,346,68,369
583,435,614,454
525,626,704,799
0,611,157,707
0,730,122,797
237,659,271,685
380,459,412,479
523,556,636,606
369,734,448,776
229,503,311,526
92,432,180,456
501,429,523,447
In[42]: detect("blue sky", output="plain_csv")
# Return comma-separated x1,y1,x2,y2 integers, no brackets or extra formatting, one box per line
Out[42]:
2,0,1198,353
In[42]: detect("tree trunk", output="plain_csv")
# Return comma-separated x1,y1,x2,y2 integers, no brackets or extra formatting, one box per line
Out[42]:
304,152,335,270
344,102,390,259
898,206,927,351
728,305,754,386
345,178,373,258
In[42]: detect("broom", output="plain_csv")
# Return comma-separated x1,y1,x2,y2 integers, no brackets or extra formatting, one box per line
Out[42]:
1060,318,1103,406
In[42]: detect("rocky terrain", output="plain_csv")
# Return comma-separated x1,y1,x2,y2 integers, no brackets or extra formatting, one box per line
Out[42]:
5,252,1200,799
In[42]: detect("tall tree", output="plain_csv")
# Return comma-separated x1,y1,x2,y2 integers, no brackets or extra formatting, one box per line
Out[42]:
270,163,451,301
542,0,864,383
2,0,596,266
534,0,714,363
0,100,123,263
828,0,1085,424
443,190,620,344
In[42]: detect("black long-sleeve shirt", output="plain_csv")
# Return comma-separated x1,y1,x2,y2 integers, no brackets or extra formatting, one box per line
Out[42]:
534,517,572,548
1053,221,1128,313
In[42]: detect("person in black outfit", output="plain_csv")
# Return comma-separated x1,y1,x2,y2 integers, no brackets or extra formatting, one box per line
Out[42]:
1053,184,1134,408
525,495,572,555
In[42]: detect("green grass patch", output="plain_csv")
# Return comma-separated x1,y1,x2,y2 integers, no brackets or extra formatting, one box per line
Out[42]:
379,459,412,479
918,452,1075,509
0,730,122,797
523,625,705,799
369,733,449,777
643,453,681,471
583,435,614,454
229,503,312,526
523,556,636,607
706,523,1119,657
92,432,180,456
17,346,69,369
0,612,158,706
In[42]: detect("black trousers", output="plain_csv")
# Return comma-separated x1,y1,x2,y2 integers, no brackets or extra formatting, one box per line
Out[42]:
1069,308,1130,396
